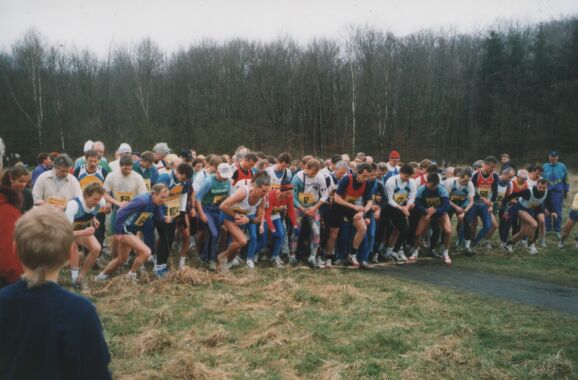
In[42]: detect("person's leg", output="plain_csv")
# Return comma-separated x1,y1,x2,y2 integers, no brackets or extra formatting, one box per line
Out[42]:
309,212,321,259
99,235,132,276
498,210,511,244
409,215,431,261
155,220,171,267
351,212,367,257
246,218,258,263
69,242,80,283
290,209,305,258
559,214,576,246
78,235,101,281
94,212,107,252
271,218,286,258
218,220,248,269
473,206,492,245
204,206,221,263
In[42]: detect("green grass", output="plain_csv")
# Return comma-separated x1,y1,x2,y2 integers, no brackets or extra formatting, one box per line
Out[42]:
90,267,578,379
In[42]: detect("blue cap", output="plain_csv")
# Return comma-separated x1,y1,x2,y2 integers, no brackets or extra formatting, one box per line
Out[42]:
548,150,559,157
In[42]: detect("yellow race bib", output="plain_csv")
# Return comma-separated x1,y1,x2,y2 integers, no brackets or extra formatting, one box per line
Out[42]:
478,185,490,198
212,194,226,206
393,193,407,205
298,192,316,206
450,194,466,203
165,197,181,218
47,197,67,209
79,175,103,189
73,220,92,231
115,191,135,203
134,212,152,227
426,197,441,208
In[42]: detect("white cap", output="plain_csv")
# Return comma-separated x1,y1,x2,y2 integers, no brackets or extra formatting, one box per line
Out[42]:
118,143,132,154
83,140,94,153
217,163,233,179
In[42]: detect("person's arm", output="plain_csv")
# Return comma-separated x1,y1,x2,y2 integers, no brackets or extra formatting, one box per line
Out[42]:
563,164,569,195
435,189,450,215
501,189,531,209
362,182,374,213
464,182,475,213
292,174,304,210
154,202,167,222
286,193,297,227
414,187,427,214
333,175,361,211
219,186,247,217
0,206,23,283
32,176,44,203
265,194,275,231
385,179,400,208
407,179,417,206
114,197,146,234
490,173,499,202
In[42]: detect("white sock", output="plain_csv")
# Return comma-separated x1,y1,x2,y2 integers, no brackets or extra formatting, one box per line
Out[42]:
465,240,471,249
443,249,449,257
386,247,394,255
126,271,137,278
71,268,79,283
179,257,186,267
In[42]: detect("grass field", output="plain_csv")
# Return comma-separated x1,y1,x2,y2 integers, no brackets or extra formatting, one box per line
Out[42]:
85,174,578,379
88,265,578,379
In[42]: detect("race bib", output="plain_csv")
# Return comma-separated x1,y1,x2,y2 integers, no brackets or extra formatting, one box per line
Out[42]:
73,220,92,231
426,197,441,208
450,194,466,203
478,185,491,198
79,175,102,189
393,193,407,205
144,179,151,192
298,192,316,205
115,191,135,203
232,207,249,215
134,212,152,227
165,198,181,218
212,194,226,206
47,197,67,209
272,205,286,214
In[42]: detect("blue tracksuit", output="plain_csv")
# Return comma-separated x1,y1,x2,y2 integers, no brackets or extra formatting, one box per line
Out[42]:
543,161,569,232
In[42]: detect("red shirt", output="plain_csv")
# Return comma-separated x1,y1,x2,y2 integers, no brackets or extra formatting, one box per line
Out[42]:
0,192,23,284
265,190,296,232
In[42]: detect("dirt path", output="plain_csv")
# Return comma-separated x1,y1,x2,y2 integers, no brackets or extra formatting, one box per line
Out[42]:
371,262,578,316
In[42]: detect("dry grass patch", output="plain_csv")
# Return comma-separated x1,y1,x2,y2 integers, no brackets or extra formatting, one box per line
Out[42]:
132,328,173,356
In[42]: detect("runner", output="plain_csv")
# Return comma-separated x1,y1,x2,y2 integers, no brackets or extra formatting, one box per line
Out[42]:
409,173,452,265
325,163,373,268
109,143,132,172
445,168,475,255
231,152,258,188
95,184,170,282
32,154,82,210
155,163,194,275
491,167,515,250
291,159,329,268
195,162,232,271
501,178,553,255
265,152,292,189
320,160,349,266
102,156,148,260
152,142,172,175
74,141,111,172
132,151,159,192
543,150,569,238
382,164,417,262
217,172,271,272
64,183,106,290
265,178,297,268
383,150,401,182
465,156,499,250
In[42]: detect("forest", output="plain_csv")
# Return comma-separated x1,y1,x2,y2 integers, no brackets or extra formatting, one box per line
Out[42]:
1,17,577,164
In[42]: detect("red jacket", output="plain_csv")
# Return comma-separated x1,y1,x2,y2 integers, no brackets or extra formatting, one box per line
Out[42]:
265,190,296,232
0,191,23,284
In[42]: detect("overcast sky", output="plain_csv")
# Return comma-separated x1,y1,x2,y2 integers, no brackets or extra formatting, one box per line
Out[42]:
1,0,577,56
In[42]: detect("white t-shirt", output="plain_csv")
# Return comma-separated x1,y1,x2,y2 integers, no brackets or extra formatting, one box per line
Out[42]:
103,171,147,203
385,175,417,207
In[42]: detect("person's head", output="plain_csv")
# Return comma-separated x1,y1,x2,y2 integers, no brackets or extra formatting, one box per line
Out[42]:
151,183,169,206
482,156,498,173
535,178,548,192
175,163,194,182
389,150,401,166
516,169,528,183
276,152,292,170
369,163,378,180
528,164,543,179
52,154,73,179
241,153,258,170
221,154,230,164
366,156,374,165
120,155,133,176
192,158,205,172
118,143,132,157
152,142,171,161
329,154,341,170
208,156,223,173
500,167,515,181
501,153,510,163
355,163,372,182
458,168,473,186
472,160,484,171
251,171,272,197
341,153,350,163
93,141,105,159
234,146,249,162
278,179,293,200
256,159,270,170
548,150,559,164
216,162,233,181
445,167,455,179
37,152,52,168
83,140,94,154
355,152,366,163
426,172,440,190
180,149,193,163
376,162,387,178
82,182,106,208
14,206,74,287
165,154,180,169
84,150,100,172
399,164,414,182
139,151,155,169
305,159,321,177
190,149,197,159
333,160,349,180
2,166,30,191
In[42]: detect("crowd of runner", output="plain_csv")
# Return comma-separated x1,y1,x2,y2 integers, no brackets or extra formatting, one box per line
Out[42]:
1,139,576,291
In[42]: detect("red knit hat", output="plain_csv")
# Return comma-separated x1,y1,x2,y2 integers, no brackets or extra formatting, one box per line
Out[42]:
389,150,400,160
